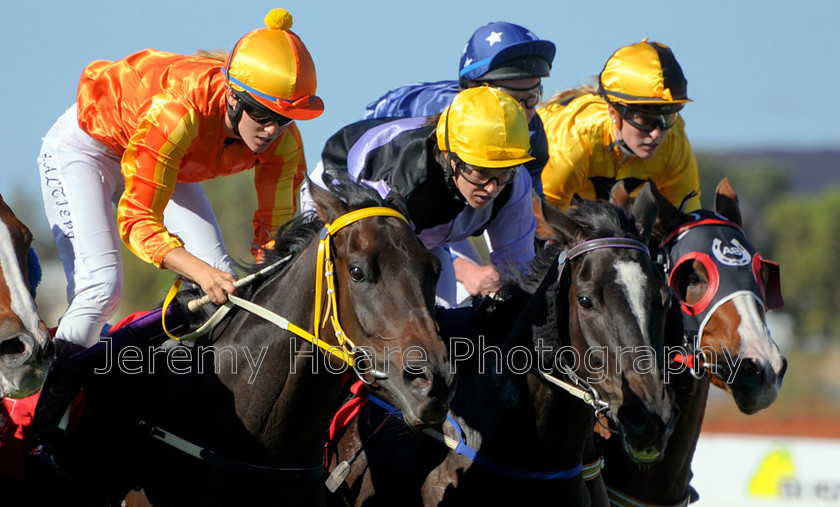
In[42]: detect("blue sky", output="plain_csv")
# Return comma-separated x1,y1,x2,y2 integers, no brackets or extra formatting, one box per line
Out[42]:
2,0,838,203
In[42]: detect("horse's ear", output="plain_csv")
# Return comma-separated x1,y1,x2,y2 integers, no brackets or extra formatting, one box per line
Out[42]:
307,174,348,222
642,180,689,246
714,178,742,226
538,195,582,245
609,181,631,208
630,182,658,244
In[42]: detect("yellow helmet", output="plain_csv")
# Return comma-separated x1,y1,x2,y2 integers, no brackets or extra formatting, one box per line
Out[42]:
224,8,323,120
598,39,691,111
436,87,534,169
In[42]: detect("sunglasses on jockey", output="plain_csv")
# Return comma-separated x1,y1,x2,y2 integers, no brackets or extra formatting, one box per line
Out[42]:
456,162,518,188
484,82,543,110
615,103,681,132
235,91,294,127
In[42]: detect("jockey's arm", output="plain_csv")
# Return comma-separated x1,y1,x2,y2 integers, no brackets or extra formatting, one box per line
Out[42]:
161,247,236,306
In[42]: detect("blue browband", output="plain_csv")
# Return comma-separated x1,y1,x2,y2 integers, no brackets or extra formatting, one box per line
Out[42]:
366,394,583,480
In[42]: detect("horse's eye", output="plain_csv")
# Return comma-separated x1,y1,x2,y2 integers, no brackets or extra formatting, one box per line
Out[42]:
349,266,366,282
578,296,593,309
687,272,701,285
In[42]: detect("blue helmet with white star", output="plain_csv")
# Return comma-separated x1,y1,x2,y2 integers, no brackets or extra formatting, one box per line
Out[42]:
458,22,556,88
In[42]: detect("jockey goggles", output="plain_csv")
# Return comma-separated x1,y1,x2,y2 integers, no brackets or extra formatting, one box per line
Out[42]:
237,91,293,126
456,162,518,188
487,82,543,110
616,103,680,132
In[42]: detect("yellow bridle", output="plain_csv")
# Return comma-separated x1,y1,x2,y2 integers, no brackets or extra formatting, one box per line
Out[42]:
163,207,408,369
311,206,408,365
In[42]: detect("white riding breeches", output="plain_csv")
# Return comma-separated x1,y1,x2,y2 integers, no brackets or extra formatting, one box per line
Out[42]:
38,104,235,347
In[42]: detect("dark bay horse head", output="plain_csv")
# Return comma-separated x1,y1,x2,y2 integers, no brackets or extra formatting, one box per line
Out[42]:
534,189,677,464
0,193,53,398
639,179,787,414
300,178,454,425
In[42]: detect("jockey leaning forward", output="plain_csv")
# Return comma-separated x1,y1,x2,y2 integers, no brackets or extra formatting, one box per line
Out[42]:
301,86,537,308
363,21,554,303
28,7,321,475
364,21,555,198
539,39,701,212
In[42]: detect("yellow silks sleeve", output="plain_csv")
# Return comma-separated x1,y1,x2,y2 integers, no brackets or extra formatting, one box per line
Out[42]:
539,99,599,210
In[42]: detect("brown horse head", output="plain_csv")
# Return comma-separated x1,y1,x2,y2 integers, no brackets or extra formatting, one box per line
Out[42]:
537,189,677,463
308,179,453,425
0,193,53,398
651,178,786,414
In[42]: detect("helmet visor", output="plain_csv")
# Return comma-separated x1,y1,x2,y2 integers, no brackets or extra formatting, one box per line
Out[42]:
478,55,552,82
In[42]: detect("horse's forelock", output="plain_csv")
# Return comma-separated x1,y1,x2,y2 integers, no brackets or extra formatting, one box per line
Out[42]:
515,200,643,293
567,199,639,241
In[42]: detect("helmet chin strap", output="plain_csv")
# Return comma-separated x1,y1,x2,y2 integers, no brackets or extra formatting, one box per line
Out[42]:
442,105,456,180
608,108,639,159
226,95,245,138
615,138,638,159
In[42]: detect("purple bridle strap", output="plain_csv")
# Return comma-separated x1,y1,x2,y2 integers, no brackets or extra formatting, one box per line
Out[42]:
564,237,650,262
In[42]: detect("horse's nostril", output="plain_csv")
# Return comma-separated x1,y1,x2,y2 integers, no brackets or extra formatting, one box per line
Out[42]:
618,405,650,432
0,334,32,364
738,359,762,377
403,366,432,395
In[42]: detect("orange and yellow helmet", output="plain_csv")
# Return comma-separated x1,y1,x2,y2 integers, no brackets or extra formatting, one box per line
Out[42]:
598,39,691,112
224,8,323,120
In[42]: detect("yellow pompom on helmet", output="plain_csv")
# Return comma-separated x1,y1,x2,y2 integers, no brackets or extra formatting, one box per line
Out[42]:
224,8,323,120
598,39,691,113
436,86,534,169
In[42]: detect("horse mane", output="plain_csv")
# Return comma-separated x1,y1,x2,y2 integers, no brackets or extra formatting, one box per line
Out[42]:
260,212,323,267
511,198,641,294
256,173,391,266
